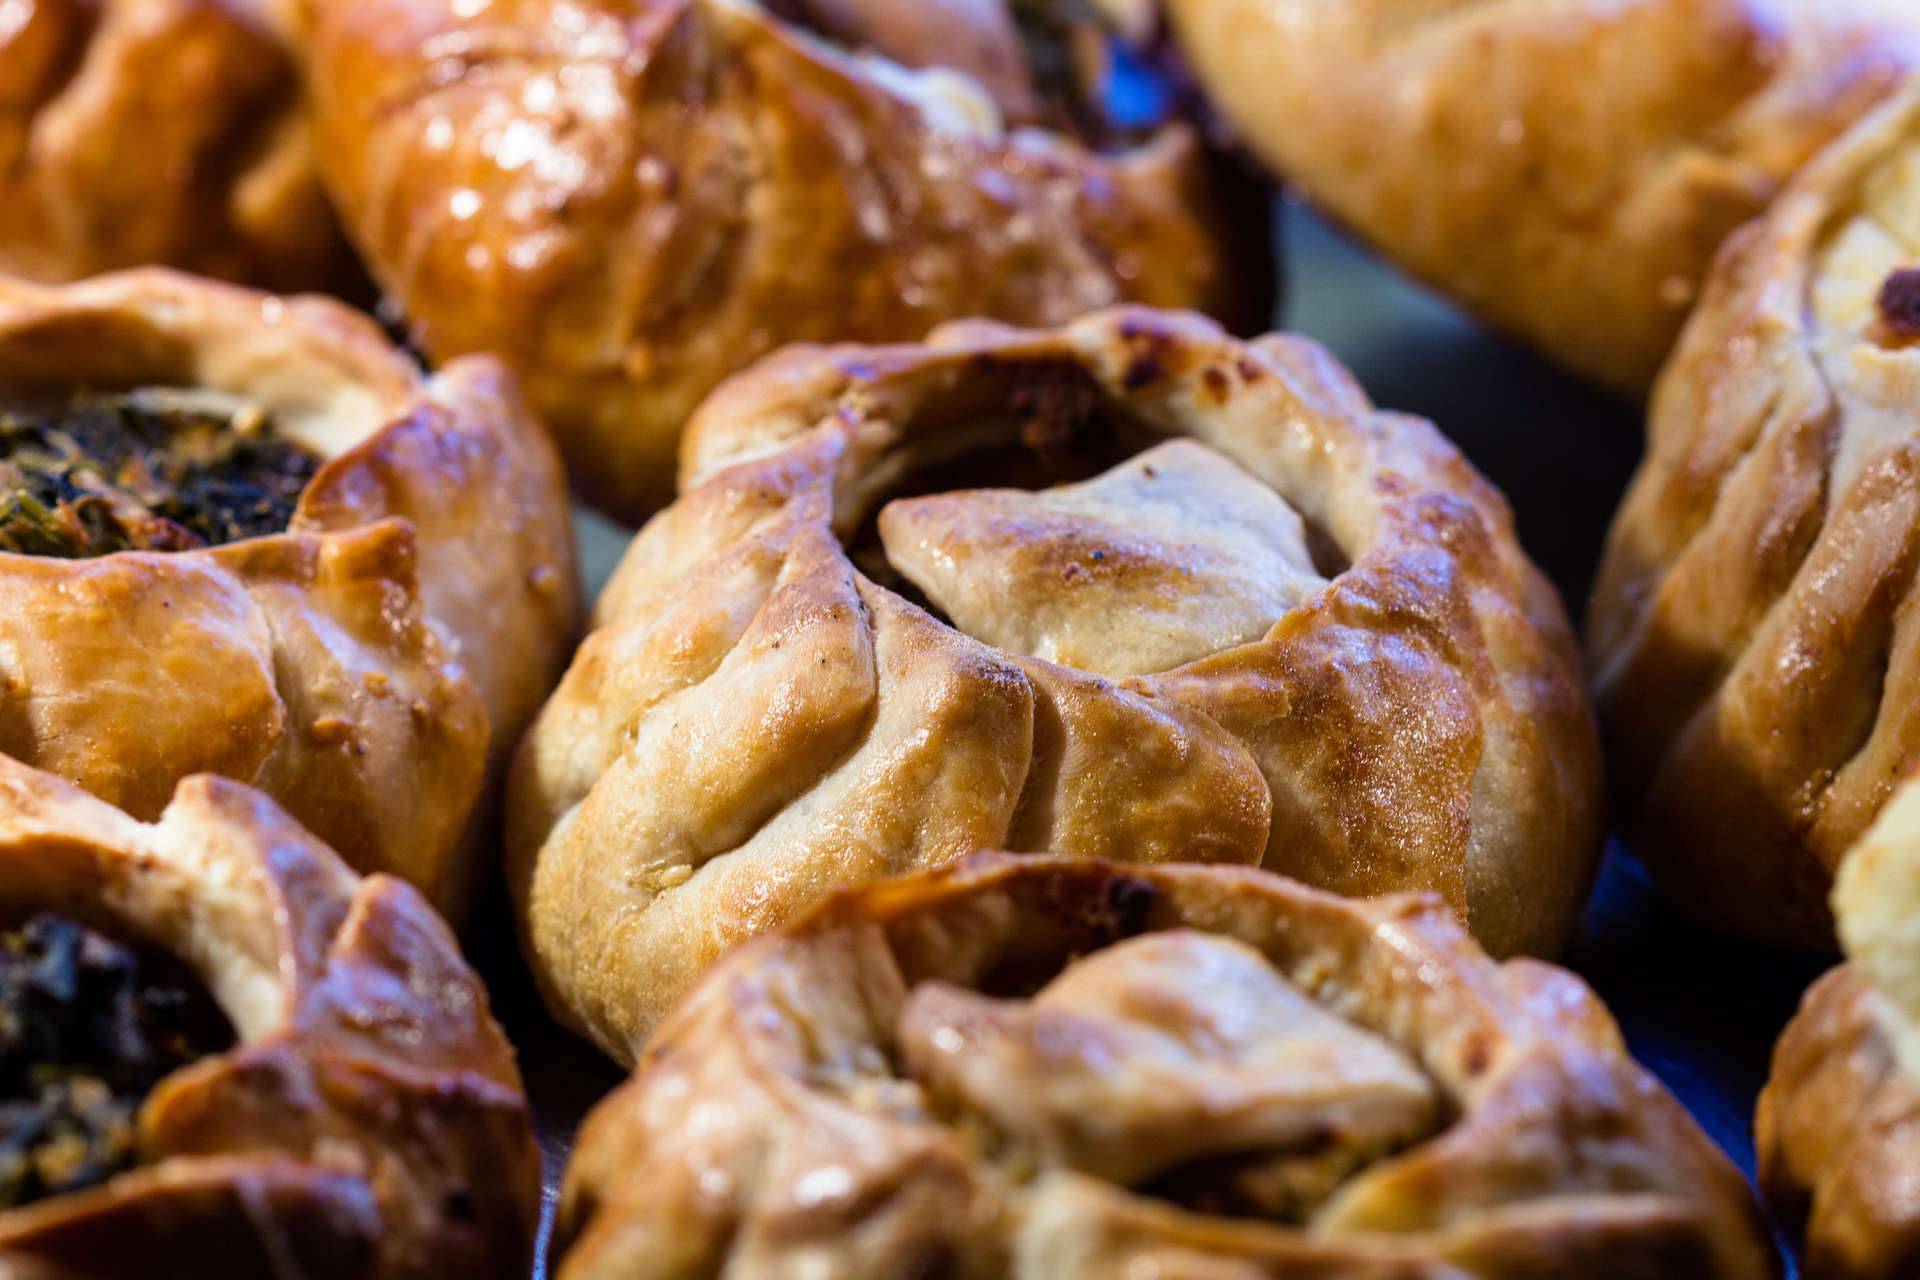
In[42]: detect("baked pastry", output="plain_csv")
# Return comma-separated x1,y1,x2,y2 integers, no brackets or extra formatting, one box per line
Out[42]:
553,853,1775,1279
1758,771,1920,1278
1159,0,1919,395
0,754,539,1279
0,0,358,292
0,268,580,922
1589,83,1920,948
508,306,1603,1060
304,0,1270,517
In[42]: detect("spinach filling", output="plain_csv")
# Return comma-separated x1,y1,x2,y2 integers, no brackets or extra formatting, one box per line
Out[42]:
0,914,234,1209
0,393,321,558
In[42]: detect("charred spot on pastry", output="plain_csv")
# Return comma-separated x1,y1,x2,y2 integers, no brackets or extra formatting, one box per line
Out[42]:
1875,267,1920,347
0,913,234,1208
0,391,321,558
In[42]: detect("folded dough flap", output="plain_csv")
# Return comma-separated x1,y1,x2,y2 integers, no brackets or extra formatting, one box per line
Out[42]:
896,929,1439,1223
1835,773,1920,1088
876,438,1327,679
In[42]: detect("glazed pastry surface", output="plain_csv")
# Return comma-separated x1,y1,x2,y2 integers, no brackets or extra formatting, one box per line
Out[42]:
1760,772,1920,1278
554,855,1775,1279
1162,0,1920,393
1591,84,1920,947
0,0,359,292
508,306,1602,1059
0,269,580,921
0,756,541,1280
305,0,1268,516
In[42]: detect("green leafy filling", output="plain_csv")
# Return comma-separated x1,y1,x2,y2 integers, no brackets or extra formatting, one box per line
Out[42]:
0,393,321,558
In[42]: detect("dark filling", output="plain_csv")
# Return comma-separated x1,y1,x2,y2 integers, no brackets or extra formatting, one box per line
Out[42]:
0,914,234,1208
1876,267,1920,346
841,363,1167,609
0,393,321,558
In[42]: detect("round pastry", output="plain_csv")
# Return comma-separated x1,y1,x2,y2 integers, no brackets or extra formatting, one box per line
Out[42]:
1590,83,1920,948
1159,0,1919,395
508,306,1603,1060
0,268,580,923
0,754,539,1279
1759,772,1920,1278
553,853,1775,1279
0,0,358,292
304,0,1271,517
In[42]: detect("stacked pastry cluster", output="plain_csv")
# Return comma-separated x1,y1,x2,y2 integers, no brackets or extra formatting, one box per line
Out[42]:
2,0,1920,1275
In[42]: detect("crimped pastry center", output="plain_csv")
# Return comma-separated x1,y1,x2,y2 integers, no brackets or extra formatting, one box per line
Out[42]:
878,438,1327,677
897,929,1441,1222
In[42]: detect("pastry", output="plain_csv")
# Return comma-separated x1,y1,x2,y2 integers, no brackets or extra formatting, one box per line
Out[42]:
508,306,1603,1060
1759,771,1920,1278
1159,0,1919,394
0,754,540,1279
304,0,1271,517
553,853,1775,1279
0,0,358,292
1590,83,1920,947
0,268,580,922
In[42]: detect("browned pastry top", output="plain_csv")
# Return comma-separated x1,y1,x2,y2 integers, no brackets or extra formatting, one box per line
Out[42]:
0,268,580,922
0,0,360,293
0,755,540,1280
1161,0,1919,394
554,854,1775,1280
305,0,1268,517
1590,83,1920,948
508,306,1601,1061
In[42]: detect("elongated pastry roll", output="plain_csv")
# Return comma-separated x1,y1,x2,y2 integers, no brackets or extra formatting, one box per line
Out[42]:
305,0,1270,516
554,855,1774,1279
509,306,1601,1059
1160,0,1919,393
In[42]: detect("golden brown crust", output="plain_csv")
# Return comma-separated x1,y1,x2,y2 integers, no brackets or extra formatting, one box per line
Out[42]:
553,854,1774,1280
0,268,581,921
1589,85,1920,948
508,306,1602,1061
305,0,1270,518
1162,0,1919,394
0,0,359,293
1759,965,1920,1280
0,756,540,1280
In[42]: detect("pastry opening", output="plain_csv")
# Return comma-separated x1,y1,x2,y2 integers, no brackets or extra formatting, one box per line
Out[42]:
824,879,1450,1230
0,913,235,1209
0,389,322,558
838,362,1167,625
838,360,1331,678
